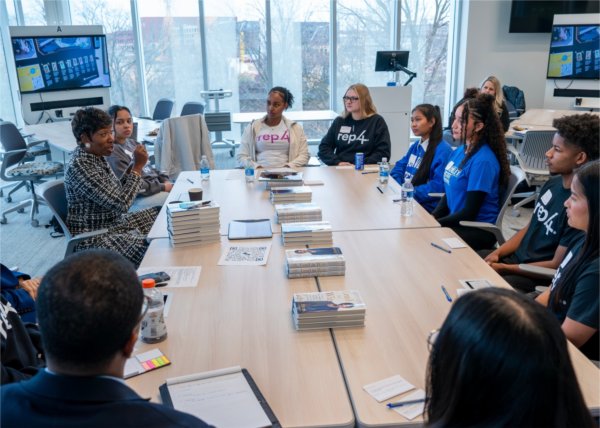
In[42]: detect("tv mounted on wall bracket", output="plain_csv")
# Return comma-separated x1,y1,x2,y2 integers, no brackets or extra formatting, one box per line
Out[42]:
547,24,600,80
11,35,111,94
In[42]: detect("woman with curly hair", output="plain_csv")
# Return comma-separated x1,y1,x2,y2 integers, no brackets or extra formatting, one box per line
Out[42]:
432,93,510,250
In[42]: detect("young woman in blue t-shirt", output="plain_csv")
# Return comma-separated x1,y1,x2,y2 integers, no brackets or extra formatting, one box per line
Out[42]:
537,160,599,360
432,93,510,250
390,104,452,212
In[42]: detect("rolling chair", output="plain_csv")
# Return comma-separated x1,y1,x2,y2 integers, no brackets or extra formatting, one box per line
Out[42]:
507,130,555,214
141,98,175,121
459,165,526,246
502,85,526,121
0,121,63,226
205,112,236,157
180,102,205,116
38,179,109,258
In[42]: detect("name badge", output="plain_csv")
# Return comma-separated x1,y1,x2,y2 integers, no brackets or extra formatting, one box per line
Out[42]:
124,149,133,158
339,126,351,133
408,154,418,167
540,189,552,206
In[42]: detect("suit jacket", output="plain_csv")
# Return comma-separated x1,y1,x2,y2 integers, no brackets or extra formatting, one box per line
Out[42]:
1,370,212,427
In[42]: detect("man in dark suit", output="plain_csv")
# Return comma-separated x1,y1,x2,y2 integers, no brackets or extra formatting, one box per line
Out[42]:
1,249,212,427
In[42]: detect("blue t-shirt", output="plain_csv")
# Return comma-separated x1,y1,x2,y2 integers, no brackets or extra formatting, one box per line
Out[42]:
442,143,500,223
390,139,452,212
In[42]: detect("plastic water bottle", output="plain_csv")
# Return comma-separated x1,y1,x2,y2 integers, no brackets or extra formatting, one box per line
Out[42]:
244,159,255,183
140,279,167,343
200,155,210,181
400,178,414,217
379,157,389,184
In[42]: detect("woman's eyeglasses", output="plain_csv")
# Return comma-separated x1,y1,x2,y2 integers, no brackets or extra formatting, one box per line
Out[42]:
343,96,359,102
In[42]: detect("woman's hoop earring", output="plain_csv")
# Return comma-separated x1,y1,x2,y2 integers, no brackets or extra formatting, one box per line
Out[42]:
84,142,91,150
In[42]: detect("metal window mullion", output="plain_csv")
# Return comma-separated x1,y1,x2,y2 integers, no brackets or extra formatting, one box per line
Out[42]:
330,0,336,111
265,0,273,90
131,0,149,116
198,0,208,90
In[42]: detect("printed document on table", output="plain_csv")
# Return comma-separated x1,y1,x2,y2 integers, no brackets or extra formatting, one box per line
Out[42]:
391,389,426,421
137,266,201,288
218,243,272,266
363,374,415,402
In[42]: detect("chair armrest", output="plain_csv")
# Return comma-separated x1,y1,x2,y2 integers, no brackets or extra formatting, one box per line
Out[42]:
139,116,151,120
459,221,505,245
518,264,556,279
1,148,29,156
66,229,110,256
428,193,444,198
26,139,49,148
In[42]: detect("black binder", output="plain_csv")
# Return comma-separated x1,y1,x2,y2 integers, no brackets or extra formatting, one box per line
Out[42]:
159,368,280,428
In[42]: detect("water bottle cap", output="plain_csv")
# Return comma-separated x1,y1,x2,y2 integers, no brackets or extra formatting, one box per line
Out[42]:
382,157,387,162
142,278,156,288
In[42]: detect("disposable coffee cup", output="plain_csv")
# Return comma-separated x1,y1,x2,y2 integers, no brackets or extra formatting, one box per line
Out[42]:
188,188,203,201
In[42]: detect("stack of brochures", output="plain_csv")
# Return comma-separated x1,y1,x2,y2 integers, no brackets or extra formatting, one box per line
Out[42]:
275,203,322,224
270,186,312,203
258,169,304,189
291,290,366,330
281,221,333,247
166,201,220,247
285,247,345,278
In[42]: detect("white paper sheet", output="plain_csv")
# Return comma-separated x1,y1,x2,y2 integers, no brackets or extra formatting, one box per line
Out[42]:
137,266,202,288
442,237,467,249
363,375,415,402
166,368,271,428
303,179,324,186
391,389,426,420
218,243,272,266
335,165,355,170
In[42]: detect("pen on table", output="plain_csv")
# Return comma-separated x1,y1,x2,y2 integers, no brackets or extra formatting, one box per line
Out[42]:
387,398,426,408
186,178,194,184
441,285,453,302
362,171,378,174
376,186,384,194
430,242,451,253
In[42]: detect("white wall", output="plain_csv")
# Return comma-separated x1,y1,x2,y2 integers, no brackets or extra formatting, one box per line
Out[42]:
460,0,549,109
460,1,598,111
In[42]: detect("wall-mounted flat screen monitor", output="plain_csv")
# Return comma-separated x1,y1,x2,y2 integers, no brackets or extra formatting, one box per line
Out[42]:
547,24,600,79
11,35,111,94
510,0,599,33
375,51,409,72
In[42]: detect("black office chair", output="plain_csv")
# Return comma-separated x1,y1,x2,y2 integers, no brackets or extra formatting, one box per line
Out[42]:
180,102,205,116
146,98,175,121
503,85,526,121
0,122,63,226
205,112,236,157
38,179,109,258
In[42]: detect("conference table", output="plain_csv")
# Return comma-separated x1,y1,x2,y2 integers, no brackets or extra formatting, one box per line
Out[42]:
147,167,439,240
505,108,600,139
130,167,599,427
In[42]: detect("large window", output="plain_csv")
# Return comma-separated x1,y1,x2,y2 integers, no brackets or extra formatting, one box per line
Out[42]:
70,0,142,114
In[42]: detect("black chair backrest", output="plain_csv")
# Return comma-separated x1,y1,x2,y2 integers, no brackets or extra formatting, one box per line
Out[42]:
181,102,205,116
503,85,526,115
0,121,28,168
152,98,175,121
205,112,232,132
40,179,72,239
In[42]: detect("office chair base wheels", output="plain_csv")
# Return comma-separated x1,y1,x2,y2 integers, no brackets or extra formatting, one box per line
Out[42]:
0,190,3,197
0,217,6,225
229,149,234,157
6,196,12,203
17,208,25,214
31,219,39,227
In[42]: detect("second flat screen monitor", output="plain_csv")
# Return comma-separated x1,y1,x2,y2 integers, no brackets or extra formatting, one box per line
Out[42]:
375,51,410,72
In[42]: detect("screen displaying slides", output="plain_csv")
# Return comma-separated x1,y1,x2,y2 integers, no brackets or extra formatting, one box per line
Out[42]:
11,35,111,94
547,25,600,79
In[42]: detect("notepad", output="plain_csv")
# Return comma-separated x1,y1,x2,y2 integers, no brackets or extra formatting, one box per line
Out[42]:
442,237,467,249
124,348,170,379
159,366,279,428
391,389,426,421
363,375,415,402
228,219,273,240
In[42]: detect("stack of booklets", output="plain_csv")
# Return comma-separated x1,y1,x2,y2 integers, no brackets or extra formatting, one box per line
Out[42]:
270,186,312,203
275,203,322,224
258,170,304,189
291,290,366,330
166,201,220,247
285,247,345,278
281,221,333,247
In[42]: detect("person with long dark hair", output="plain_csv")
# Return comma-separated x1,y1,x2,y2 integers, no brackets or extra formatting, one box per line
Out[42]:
237,86,309,168
432,93,510,250
318,83,391,166
390,104,452,212
536,160,599,360
426,288,594,427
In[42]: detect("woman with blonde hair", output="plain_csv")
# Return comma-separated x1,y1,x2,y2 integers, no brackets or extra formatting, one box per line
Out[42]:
318,83,391,166
480,75,510,131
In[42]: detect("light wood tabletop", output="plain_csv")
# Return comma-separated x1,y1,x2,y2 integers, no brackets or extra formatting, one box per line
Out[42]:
317,228,600,426
147,167,439,240
128,236,355,428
